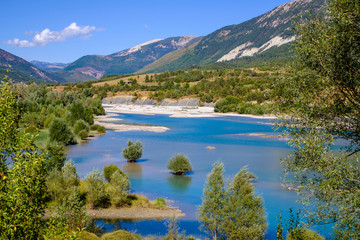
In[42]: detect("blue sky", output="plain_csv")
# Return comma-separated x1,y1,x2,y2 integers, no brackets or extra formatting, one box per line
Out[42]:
1,0,290,63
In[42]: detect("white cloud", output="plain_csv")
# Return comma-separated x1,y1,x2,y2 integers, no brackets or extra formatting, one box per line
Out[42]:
6,23,98,47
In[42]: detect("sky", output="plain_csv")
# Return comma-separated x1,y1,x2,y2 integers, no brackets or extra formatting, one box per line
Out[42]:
1,0,291,63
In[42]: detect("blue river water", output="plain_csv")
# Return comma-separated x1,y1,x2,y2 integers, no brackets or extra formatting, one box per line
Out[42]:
67,112,329,239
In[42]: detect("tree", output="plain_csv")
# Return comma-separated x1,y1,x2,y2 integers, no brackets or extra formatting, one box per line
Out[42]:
275,0,360,238
167,153,192,175
103,164,125,182
49,117,75,145
122,140,143,162
198,162,226,240
106,170,131,207
46,160,80,204
221,167,266,239
0,75,48,239
45,141,66,171
83,169,110,208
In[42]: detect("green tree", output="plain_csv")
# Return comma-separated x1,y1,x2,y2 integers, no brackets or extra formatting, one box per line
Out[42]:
198,162,225,240
275,0,360,238
167,153,192,175
83,169,110,208
103,164,125,182
122,140,143,162
74,119,90,135
46,141,66,170
49,117,75,145
46,160,80,203
221,167,266,239
0,75,48,239
106,170,131,207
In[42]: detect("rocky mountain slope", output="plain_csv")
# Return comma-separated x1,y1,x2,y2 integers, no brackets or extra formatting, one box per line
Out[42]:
139,0,325,72
59,36,199,81
0,49,59,83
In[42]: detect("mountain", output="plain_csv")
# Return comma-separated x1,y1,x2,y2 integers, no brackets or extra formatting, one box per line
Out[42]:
138,0,325,73
60,36,199,82
31,60,68,73
0,49,59,84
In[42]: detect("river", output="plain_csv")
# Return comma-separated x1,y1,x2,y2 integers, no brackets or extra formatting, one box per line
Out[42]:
67,111,327,239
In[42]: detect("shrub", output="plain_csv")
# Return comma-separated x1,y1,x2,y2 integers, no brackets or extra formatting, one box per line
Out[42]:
84,169,110,208
78,129,89,139
154,198,166,208
100,230,134,240
97,125,106,133
287,228,325,240
74,119,90,134
90,124,100,131
167,153,192,175
122,140,143,162
103,164,125,182
79,231,99,240
106,171,131,207
49,117,75,145
46,142,66,170
90,124,106,133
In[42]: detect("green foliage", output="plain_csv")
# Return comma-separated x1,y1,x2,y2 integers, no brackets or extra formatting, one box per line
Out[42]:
103,164,124,182
78,129,89,139
84,169,110,208
46,160,80,204
44,190,88,239
79,231,100,240
286,228,324,240
0,75,48,239
275,0,360,238
90,124,106,134
100,230,135,240
106,170,131,207
45,141,67,171
154,198,166,208
74,119,90,134
198,162,226,239
214,96,241,112
122,140,143,161
198,163,266,240
49,117,75,145
220,167,266,239
167,153,192,174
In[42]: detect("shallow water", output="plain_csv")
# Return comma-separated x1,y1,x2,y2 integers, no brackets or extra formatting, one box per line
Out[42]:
67,113,327,239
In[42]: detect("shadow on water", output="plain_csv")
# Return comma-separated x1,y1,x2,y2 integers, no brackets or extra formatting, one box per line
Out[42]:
167,175,192,193
123,162,142,179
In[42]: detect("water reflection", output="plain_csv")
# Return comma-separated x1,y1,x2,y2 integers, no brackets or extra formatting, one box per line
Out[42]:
123,162,142,179
167,175,192,193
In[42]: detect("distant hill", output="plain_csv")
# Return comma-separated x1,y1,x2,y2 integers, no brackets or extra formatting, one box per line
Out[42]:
59,36,199,82
0,49,59,84
31,60,68,73
138,0,325,73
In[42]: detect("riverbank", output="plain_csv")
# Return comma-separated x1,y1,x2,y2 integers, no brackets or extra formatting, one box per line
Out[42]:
94,111,170,132
102,103,277,119
87,206,185,220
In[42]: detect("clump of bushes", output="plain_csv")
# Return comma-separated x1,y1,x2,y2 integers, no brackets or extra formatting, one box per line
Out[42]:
287,228,325,240
167,153,192,175
90,124,106,134
154,198,167,208
49,117,75,145
122,140,143,162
